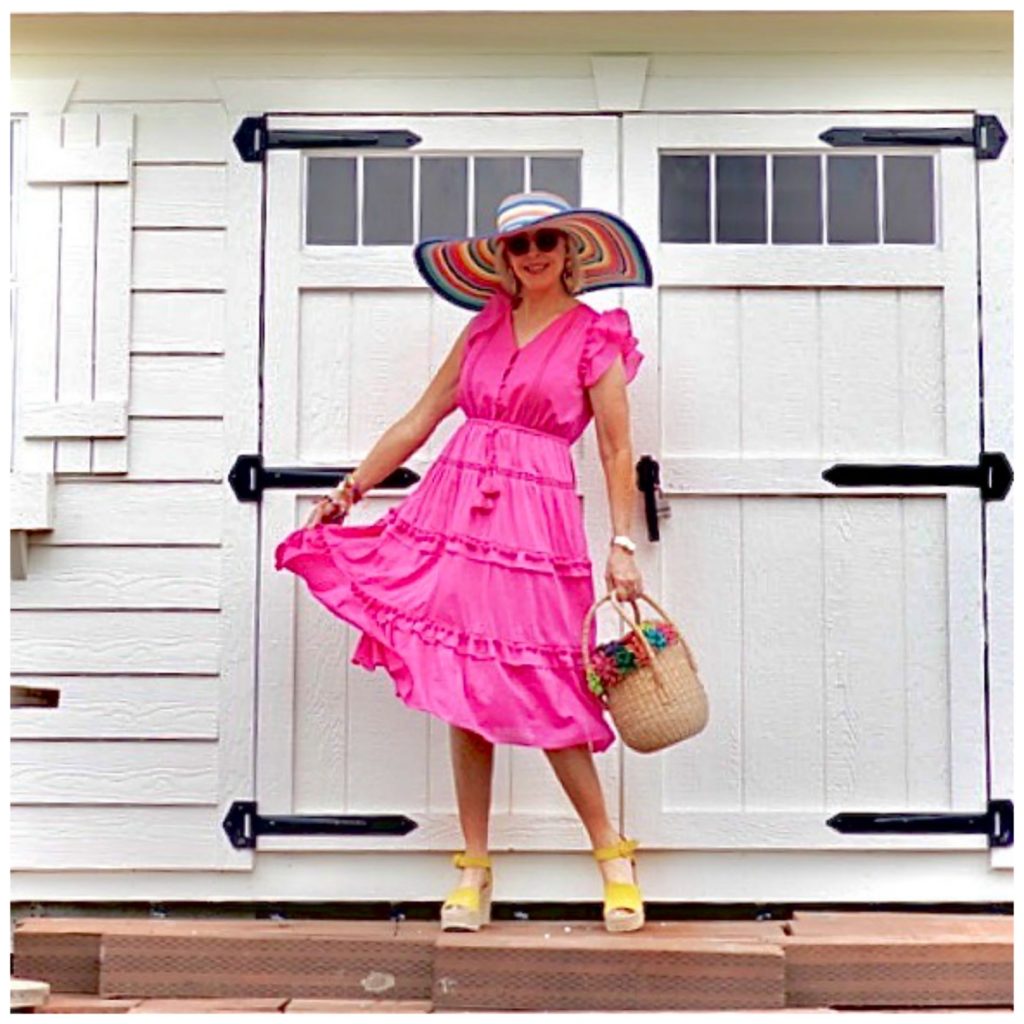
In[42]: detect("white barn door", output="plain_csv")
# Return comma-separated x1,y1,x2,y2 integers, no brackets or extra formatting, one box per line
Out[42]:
621,113,989,852
256,115,625,852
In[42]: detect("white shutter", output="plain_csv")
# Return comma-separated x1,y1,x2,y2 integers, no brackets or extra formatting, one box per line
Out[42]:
16,111,133,475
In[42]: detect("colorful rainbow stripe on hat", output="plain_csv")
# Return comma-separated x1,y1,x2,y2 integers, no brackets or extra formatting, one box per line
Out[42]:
414,190,653,311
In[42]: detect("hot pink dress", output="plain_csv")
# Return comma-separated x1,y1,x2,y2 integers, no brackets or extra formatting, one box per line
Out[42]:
274,288,644,753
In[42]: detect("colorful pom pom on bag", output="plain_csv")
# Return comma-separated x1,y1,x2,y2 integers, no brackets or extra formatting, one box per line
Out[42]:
581,589,710,754
413,190,653,311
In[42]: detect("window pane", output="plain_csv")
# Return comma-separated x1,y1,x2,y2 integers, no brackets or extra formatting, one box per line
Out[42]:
474,157,524,236
771,155,822,244
530,156,580,206
660,154,709,243
883,155,934,244
420,157,468,240
363,157,413,245
306,156,357,245
716,155,766,244
827,156,878,244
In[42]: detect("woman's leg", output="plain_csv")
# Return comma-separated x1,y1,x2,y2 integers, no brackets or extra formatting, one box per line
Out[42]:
544,744,635,887
449,724,494,888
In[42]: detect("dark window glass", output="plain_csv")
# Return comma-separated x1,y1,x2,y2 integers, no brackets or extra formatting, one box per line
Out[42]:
474,157,523,236
772,155,822,244
306,157,357,245
716,155,766,244
827,156,878,244
660,154,710,243
363,157,414,245
530,156,580,206
420,157,468,241
883,155,934,244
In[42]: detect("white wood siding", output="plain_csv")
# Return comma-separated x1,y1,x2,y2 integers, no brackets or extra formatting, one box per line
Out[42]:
10,100,258,873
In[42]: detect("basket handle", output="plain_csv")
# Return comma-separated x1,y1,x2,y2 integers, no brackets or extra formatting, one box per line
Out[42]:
582,588,694,706
607,589,701,678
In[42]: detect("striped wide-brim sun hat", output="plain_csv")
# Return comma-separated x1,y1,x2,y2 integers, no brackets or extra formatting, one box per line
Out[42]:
413,190,653,311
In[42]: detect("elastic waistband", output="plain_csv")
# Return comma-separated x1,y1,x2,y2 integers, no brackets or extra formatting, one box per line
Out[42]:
464,416,571,445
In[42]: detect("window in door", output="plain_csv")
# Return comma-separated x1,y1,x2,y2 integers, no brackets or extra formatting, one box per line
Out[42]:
304,153,582,246
660,152,935,246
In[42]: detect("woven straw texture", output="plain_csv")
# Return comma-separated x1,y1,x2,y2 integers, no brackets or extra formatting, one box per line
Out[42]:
582,590,709,753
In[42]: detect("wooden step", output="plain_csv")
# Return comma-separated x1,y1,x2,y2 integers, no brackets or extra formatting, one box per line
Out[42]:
781,911,1013,1008
433,921,786,1011
98,922,436,1001
13,912,1013,1012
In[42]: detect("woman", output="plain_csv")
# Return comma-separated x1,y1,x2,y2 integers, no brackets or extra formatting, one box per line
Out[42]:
274,190,653,933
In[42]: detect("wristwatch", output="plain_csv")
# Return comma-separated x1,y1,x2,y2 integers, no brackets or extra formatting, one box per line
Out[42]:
610,535,637,554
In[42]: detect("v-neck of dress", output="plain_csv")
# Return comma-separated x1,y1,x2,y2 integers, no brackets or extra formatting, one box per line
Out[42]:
508,302,584,353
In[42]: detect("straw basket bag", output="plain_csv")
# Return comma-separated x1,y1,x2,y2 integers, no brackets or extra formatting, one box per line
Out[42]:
581,589,709,753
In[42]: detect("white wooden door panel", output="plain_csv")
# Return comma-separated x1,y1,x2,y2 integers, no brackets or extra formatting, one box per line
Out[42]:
257,115,623,851
621,113,987,850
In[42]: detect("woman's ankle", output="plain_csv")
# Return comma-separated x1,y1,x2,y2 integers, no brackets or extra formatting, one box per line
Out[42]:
590,826,623,853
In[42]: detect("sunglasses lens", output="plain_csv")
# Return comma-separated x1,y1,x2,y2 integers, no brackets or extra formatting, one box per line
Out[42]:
535,229,561,252
506,234,530,256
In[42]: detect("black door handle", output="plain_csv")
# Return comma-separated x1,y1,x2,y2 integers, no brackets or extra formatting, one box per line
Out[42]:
228,453,420,503
636,455,663,542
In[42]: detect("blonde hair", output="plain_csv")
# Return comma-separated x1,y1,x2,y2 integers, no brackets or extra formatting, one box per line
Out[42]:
493,228,584,308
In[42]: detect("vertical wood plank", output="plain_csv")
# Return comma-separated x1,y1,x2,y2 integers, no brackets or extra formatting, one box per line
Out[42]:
92,111,134,474
55,113,97,472
18,113,62,475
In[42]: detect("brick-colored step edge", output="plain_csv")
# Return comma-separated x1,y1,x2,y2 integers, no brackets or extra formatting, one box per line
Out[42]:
34,993,143,1014
787,910,1013,937
125,997,289,1013
433,920,786,1012
782,933,1012,1009
99,927,436,1002
284,999,433,1013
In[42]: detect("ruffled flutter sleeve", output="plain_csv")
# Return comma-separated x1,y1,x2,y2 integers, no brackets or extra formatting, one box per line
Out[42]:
466,288,511,342
577,307,644,389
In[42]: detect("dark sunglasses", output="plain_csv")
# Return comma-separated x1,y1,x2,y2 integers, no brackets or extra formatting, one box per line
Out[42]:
503,228,564,257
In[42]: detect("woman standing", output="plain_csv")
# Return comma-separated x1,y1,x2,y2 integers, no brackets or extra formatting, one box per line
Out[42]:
275,190,652,932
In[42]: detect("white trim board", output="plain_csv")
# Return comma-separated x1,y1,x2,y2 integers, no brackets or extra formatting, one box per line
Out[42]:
11,850,1013,905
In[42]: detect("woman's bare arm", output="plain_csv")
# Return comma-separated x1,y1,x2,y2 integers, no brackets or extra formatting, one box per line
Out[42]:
588,356,643,598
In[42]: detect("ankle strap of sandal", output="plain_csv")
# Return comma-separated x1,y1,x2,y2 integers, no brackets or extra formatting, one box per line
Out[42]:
453,851,491,869
593,837,639,862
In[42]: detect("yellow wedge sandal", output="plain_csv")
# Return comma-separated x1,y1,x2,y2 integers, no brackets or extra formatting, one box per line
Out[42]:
441,852,493,932
594,837,645,933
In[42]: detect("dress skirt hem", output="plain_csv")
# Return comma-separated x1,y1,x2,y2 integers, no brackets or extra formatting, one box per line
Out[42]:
275,518,616,755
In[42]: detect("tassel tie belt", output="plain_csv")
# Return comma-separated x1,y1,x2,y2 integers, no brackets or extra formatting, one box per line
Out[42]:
465,416,573,514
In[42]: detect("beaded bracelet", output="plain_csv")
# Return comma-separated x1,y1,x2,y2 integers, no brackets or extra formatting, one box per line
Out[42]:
333,472,363,504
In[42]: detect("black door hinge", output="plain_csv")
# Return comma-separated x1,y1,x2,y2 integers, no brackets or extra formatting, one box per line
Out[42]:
827,798,1013,848
819,113,1007,160
822,450,1013,502
223,800,419,850
233,115,422,163
228,453,420,503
